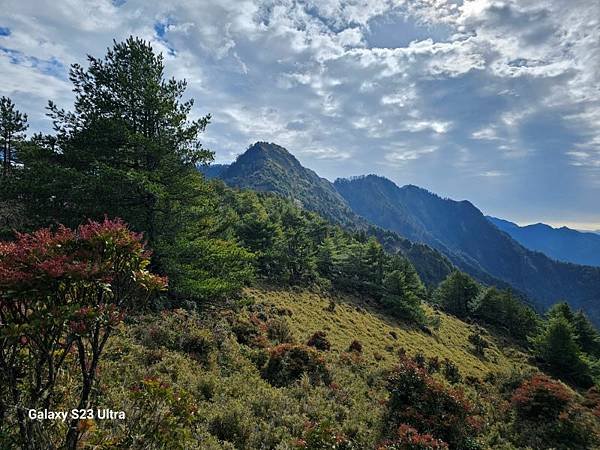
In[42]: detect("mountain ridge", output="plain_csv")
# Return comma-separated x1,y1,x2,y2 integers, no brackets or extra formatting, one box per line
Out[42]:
488,216,600,267
334,174,600,323
200,143,457,286
214,142,365,228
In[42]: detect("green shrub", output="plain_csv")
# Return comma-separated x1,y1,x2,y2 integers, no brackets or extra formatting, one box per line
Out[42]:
137,310,215,364
89,377,200,450
209,402,254,448
426,356,441,374
230,315,267,348
267,317,295,344
468,331,488,357
441,359,462,384
377,424,449,450
292,420,354,449
348,340,363,353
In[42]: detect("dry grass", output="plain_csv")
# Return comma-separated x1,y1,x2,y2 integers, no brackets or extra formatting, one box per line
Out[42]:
243,287,533,379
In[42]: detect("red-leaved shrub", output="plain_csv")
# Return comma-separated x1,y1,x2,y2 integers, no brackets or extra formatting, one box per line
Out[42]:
377,424,449,450
510,374,573,421
0,218,166,447
385,356,480,449
510,374,600,449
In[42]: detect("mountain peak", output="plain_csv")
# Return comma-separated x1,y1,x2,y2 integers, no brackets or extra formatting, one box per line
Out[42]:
246,141,292,156
236,141,300,167
215,142,364,227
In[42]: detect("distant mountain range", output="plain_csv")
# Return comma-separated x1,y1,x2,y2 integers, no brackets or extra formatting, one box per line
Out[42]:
202,142,600,324
488,217,600,267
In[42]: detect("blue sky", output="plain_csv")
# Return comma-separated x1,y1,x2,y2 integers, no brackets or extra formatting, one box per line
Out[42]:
1,0,599,229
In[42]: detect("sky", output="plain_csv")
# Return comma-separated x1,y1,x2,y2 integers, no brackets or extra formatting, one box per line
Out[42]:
1,0,599,230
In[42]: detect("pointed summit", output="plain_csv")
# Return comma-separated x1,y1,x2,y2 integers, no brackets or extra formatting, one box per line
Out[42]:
218,142,364,227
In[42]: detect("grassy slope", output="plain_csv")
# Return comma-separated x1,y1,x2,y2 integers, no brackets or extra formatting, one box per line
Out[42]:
62,286,550,448
244,287,533,379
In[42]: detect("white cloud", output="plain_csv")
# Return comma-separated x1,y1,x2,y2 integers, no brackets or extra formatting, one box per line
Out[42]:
480,170,504,177
301,147,352,160
1,0,599,225
402,120,451,134
384,145,437,165
471,127,500,140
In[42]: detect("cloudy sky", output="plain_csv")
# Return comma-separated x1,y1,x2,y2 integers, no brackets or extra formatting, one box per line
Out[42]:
1,0,599,230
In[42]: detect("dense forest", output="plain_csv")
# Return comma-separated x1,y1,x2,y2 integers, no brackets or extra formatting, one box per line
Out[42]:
1,38,600,449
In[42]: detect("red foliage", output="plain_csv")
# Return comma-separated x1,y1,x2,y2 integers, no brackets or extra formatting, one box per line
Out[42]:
385,355,480,448
0,218,166,294
0,218,166,343
0,219,167,448
510,374,573,421
378,424,449,450
510,374,600,448
584,387,600,418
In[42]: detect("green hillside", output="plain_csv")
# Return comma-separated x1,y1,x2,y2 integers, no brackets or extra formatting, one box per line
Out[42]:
243,287,531,379
64,286,595,449
205,143,456,287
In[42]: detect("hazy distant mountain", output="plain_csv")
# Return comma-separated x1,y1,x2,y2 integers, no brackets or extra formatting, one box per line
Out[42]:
334,175,600,323
488,217,600,267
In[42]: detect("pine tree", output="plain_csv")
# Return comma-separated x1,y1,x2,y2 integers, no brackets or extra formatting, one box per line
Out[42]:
572,310,600,357
531,315,592,387
12,37,253,301
0,96,28,176
382,259,426,324
433,271,479,318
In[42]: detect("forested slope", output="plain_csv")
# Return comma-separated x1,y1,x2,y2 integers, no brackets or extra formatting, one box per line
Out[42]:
335,175,600,323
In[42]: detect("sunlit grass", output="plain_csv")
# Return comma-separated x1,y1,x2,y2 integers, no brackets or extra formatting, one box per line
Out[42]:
244,287,533,379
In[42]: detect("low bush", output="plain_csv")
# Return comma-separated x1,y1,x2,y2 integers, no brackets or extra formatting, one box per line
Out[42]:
377,424,449,450
385,356,480,449
267,317,295,344
511,374,573,421
441,359,462,384
468,331,488,357
348,340,363,353
307,331,331,351
262,344,331,387
510,374,600,449
137,310,215,364
292,420,354,449
209,403,254,448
